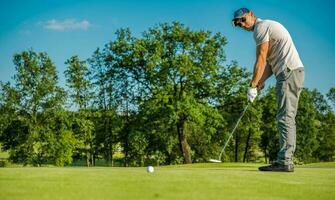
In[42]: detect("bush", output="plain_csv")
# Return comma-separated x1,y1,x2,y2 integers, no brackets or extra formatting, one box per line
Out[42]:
0,159,9,167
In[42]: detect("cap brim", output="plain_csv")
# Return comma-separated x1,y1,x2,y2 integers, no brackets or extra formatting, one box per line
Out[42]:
233,16,243,20
231,19,237,27
232,18,241,26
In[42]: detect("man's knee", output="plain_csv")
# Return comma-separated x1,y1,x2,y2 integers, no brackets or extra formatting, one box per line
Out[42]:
277,112,296,125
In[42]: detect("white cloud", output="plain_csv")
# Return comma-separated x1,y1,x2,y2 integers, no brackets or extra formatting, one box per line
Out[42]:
43,19,90,31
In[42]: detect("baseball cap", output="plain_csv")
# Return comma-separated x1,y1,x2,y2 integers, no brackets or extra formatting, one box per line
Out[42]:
233,8,250,20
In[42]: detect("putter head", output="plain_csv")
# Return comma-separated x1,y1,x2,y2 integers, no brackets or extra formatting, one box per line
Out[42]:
208,159,222,163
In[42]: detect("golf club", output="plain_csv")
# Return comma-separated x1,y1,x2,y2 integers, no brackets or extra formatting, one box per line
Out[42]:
209,102,250,163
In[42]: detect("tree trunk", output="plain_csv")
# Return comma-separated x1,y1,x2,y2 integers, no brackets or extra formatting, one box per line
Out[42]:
124,132,129,167
86,149,90,167
123,87,130,167
243,128,252,163
264,144,268,164
106,141,113,167
105,114,113,167
90,142,94,166
167,152,172,165
123,120,130,167
234,132,239,162
93,153,96,166
177,121,192,164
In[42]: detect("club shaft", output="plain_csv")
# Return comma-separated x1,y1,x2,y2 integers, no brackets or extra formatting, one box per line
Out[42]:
218,103,250,160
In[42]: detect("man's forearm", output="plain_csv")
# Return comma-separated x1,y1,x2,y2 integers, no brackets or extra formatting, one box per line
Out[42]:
251,60,266,88
251,42,269,88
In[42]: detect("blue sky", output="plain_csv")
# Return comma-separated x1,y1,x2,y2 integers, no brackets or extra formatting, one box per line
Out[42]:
0,0,334,94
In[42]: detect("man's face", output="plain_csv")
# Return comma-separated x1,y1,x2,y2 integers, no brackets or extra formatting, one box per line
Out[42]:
233,12,254,31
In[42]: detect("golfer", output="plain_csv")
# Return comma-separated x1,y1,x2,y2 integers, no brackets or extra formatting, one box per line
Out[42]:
232,8,304,172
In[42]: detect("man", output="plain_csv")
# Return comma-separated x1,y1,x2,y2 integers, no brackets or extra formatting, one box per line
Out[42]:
232,8,305,172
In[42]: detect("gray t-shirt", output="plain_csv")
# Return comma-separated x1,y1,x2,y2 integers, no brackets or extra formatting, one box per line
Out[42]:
253,18,304,76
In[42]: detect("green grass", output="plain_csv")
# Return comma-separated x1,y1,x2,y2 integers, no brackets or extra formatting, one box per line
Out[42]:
1,163,335,200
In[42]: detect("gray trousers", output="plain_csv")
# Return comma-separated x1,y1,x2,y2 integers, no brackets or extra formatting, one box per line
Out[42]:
275,67,304,165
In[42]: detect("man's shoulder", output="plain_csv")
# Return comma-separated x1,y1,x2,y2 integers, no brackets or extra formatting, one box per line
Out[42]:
254,19,269,35
255,19,284,33
256,19,277,27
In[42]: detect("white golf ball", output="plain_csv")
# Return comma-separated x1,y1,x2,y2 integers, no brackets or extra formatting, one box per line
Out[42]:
147,166,154,173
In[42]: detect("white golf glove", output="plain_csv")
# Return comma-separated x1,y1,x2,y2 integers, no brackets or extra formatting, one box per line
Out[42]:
247,87,258,103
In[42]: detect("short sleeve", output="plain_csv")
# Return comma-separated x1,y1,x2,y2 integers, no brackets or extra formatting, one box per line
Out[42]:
253,25,270,46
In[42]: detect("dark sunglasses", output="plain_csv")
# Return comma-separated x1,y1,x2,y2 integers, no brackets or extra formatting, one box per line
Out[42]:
233,17,246,27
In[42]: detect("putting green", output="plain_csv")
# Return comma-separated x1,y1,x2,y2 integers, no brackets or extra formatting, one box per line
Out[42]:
0,162,334,200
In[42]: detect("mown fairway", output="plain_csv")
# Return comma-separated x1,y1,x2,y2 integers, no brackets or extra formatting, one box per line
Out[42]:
1,163,335,200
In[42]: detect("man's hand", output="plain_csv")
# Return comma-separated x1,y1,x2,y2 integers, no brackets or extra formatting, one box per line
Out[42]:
247,87,258,103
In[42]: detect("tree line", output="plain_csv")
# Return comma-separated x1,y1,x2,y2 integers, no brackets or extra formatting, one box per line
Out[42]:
0,22,334,167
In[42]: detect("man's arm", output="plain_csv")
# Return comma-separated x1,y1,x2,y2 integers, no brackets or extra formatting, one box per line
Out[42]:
250,42,269,88
257,63,273,90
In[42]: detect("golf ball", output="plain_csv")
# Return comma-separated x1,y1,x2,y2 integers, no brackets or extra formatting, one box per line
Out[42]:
147,166,154,173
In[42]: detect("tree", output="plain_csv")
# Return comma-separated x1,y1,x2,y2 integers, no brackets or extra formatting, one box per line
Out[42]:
1,49,66,165
65,55,92,110
65,55,95,166
72,113,95,166
102,28,139,166
130,22,236,163
314,111,335,161
327,87,335,109
0,82,21,147
88,48,118,166
42,109,76,166
295,89,319,163
258,87,278,163
312,88,335,161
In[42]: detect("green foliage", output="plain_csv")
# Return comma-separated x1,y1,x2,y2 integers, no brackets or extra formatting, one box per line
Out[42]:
327,87,335,108
43,110,76,166
0,50,67,166
71,113,95,166
0,24,334,167
128,130,148,166
258,87,278,163
295,89,321,163
314,112,335,161
132,22,230,163
64,56,92,109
